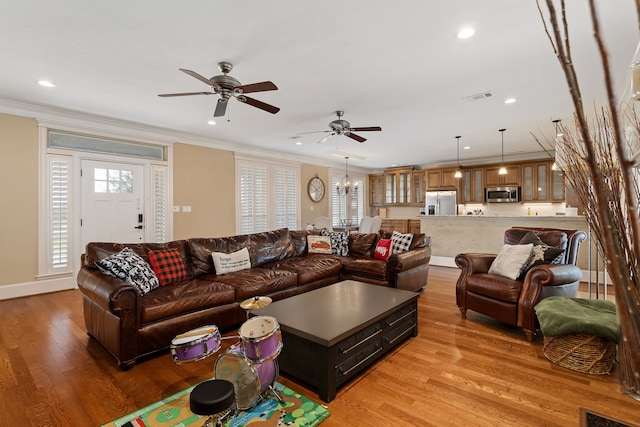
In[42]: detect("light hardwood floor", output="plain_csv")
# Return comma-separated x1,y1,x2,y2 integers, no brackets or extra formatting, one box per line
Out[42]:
0,266,638,426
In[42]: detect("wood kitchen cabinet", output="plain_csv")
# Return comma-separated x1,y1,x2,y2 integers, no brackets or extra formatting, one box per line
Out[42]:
461,168,484,203
521,160,565,202
550,168,565,202
426,168,458,190
485,164,521,187
412,170,426,205
368,174,384,206
383,168,412,205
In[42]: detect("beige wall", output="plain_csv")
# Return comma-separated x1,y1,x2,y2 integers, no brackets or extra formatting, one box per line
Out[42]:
172,143,236,239
300,163,330,228
0,113,39,286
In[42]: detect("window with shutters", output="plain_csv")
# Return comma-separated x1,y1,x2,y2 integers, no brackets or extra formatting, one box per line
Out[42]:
236,156,300,234
48,155,72,273
329,171,364,228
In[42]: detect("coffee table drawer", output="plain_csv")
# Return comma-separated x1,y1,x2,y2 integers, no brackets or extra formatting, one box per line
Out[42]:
335,340,384,386
336,323,382,362
383,301,418,348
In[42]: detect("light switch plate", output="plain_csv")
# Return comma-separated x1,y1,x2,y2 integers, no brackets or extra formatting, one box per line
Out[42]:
183,206,192,213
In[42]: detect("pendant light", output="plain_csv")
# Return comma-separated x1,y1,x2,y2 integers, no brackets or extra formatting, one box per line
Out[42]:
454,136,463,178
498,128,507,175
551,119,561,171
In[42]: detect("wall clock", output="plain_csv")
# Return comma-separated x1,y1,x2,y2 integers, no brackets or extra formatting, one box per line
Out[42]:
307,176,325,202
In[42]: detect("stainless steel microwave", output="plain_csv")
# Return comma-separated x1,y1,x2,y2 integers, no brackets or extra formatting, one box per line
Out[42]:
485,186,521,203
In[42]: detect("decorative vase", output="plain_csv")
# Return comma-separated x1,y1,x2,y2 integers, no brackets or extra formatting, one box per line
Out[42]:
619,336,640,401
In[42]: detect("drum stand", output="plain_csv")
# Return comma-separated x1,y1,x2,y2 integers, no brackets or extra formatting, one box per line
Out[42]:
266,384,285,404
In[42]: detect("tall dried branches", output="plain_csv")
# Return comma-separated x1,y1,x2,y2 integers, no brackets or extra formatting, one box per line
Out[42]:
536,0,640,384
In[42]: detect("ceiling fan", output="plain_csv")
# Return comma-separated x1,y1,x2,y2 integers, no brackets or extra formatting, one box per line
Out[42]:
301,111,382,143
158,61,280,117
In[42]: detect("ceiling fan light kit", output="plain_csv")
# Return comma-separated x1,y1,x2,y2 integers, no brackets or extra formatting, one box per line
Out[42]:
158,61,280,117
301,110,382,145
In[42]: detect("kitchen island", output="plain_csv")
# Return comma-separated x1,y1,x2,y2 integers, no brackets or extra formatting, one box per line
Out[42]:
419,215,595,271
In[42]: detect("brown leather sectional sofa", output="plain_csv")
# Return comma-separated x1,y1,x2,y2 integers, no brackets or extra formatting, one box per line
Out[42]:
77,227,431,369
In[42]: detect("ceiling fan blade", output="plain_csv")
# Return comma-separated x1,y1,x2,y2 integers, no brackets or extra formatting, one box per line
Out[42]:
350,126,382,132
158,91,214,97
235,81,278,94
179,68,212,85
298,130,332,135
214,99,228,117
317,133,336,144
346,132,367,143
239,96,280,114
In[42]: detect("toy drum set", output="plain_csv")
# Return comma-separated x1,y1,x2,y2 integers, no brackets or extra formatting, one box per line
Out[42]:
170,296,284,422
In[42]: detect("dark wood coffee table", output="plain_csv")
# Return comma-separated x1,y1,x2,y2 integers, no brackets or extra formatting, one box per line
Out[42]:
251,280,419,402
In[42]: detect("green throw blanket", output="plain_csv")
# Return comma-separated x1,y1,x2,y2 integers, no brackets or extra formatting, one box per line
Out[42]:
534,296,619,343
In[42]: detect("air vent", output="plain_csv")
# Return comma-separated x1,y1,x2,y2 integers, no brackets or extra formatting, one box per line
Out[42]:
463,91,494,102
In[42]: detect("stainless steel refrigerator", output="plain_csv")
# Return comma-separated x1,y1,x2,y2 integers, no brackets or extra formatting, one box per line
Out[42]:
425,190,457,216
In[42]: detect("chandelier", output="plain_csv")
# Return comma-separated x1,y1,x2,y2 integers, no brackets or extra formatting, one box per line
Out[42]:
336,156,357,195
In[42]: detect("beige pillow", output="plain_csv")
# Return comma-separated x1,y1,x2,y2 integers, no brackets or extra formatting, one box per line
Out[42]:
211,247,251,275
307,235,332,254
488,243,534,280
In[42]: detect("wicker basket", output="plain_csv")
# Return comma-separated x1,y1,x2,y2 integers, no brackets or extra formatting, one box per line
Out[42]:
542,333,617,375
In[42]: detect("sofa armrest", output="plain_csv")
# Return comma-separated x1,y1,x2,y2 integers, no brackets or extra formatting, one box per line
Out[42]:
387,246,431,273
455,253,497,275
77,266,141,317
518,264,583,331
385,246,432,290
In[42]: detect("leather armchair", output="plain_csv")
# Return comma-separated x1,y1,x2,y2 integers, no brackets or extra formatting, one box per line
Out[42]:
455,227,586,341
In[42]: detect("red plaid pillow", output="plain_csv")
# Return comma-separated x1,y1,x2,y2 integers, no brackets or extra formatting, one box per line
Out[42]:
148,248,188,286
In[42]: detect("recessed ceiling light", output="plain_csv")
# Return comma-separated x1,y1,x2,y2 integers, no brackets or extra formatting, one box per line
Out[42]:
464,146,471,150
504,98,516,104
295,141,302,146
37,80,56,88
456,28,475,39
207,120,216,125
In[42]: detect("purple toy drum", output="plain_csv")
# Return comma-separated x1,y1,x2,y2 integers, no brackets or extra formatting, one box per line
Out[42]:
170,325,221,364
239,316,283,363
214,344,279,410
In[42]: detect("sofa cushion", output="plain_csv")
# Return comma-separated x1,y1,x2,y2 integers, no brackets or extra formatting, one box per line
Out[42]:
341,258,387,281
349,232,378,257
466,272,524,303
209,268,298,300
289,229,312,256
95,247,160,295
148,248,188,286
140,279,236,324
266,255,341,285
380,231,427,250
212,247,252,275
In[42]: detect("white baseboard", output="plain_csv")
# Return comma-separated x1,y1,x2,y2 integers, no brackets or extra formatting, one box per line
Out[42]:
0,275,76,301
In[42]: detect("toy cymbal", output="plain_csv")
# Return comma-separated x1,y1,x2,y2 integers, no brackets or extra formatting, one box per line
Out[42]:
240,296,272,310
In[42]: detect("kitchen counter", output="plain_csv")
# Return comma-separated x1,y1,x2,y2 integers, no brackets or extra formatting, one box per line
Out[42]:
418,215,595,271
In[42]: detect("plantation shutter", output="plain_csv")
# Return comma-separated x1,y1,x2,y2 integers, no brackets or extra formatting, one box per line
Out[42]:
152,165,168,243
274,167,298,229
237,157,299,234
239,161,269,234
48,155,71,272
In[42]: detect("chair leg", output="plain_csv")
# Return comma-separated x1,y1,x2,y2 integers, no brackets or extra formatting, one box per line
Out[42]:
458,307,467,319
523,329,536,342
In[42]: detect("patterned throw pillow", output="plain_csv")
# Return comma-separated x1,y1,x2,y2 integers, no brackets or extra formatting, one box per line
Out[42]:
391,231,413,254
148,248,188,286
374,239,392,260
307,235,332,254
95,247,160,295
517,231,565,280
211,247,252,275
320,229,350,256
488,243,534,280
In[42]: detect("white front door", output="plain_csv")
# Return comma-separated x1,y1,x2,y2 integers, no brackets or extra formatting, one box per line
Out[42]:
81,160,145,248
